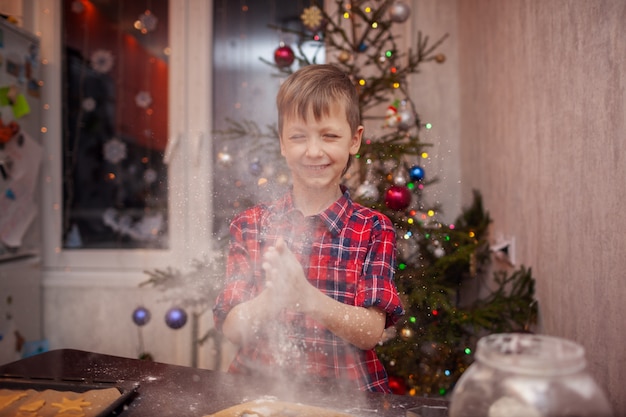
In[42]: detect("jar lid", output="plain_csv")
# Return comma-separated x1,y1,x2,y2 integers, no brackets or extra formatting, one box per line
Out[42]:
475,333,587,375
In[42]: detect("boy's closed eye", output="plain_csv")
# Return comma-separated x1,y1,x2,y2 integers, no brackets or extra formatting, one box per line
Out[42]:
287,133,340,141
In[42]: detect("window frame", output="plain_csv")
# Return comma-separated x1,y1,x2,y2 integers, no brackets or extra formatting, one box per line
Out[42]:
35,0,214,283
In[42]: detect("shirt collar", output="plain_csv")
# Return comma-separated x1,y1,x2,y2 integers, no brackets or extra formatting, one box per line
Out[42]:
271,186,353,237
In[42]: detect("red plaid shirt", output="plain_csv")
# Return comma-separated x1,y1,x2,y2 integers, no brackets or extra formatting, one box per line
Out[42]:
213,189,404,392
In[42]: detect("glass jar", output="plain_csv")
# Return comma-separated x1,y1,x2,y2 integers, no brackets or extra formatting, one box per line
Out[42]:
449,333,613,417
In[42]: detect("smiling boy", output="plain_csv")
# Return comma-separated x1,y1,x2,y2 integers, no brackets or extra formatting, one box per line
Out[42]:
213,64,404,393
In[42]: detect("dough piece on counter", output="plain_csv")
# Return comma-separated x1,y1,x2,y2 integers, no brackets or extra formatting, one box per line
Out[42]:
206,399,356,417
0,392,28,409
19,398,45,412
0,387,121,417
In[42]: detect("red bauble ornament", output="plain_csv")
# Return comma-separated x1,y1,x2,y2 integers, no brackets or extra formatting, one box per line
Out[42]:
388,375,407,395
274,44,295,68
385,185,411,211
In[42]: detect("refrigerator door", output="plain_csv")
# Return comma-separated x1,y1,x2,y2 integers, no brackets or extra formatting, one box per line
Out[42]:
0,19,43,364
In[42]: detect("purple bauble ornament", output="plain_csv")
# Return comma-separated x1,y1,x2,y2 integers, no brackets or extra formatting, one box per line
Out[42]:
165,307,188,329
385,185,412,211
274,44,295,68
409,165,425,181
249,159,263,176
132,306,151,326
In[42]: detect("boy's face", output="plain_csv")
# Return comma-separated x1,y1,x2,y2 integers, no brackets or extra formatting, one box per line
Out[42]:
280,101,363,194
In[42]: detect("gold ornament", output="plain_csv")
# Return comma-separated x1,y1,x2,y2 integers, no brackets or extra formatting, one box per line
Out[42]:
338,50,351,63
300,6,323,30
435,53,446,63
400,327,414,340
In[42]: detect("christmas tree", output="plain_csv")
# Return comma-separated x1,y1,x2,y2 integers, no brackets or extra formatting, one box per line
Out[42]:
217,0,538,397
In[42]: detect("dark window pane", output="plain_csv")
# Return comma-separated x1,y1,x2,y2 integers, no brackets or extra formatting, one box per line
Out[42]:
61,0,169,249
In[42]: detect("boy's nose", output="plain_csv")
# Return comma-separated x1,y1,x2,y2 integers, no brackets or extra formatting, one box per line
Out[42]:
305,138,323,157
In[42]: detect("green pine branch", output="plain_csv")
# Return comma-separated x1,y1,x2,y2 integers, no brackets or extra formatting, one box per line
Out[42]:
376,190,538,396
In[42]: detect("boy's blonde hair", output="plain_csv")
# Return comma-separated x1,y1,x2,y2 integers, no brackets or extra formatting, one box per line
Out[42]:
276,64,361,135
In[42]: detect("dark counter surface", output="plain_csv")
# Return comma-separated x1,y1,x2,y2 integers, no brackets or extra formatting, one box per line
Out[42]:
0,349,448,416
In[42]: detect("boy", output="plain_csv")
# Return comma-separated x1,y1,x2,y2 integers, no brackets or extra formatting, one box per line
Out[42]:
213,64,404,393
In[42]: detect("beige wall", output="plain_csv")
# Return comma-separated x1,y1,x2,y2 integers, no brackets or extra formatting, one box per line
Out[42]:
411,0,463,224
457,0,626,414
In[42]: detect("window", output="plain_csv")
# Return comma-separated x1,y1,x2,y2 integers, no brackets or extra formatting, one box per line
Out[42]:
61,0,169,249
37,0,215,274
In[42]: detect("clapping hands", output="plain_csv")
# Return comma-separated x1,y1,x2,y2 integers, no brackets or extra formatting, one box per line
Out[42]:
262,237,314,314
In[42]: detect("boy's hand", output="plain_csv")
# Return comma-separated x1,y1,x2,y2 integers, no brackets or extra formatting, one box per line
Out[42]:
262,237,314,312
260,238,385,351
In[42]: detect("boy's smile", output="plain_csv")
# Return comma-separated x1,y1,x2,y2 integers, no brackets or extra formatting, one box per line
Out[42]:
280,102,363,201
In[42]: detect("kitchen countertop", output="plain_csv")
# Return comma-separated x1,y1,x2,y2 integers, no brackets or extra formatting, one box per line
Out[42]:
0,349,448,416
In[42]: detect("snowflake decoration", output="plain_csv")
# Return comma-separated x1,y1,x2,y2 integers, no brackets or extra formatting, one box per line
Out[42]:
135,10,158,34
90,49,114,74
135,91,152,109
103,137,127,164
82,97,96,112
300,6,323,31
102,208,164,242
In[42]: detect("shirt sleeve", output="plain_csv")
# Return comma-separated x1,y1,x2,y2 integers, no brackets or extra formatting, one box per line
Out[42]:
356,213,405,327
212,212,259,331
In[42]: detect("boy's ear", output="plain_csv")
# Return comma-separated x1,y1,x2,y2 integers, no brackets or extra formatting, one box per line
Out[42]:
350,126,364,154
